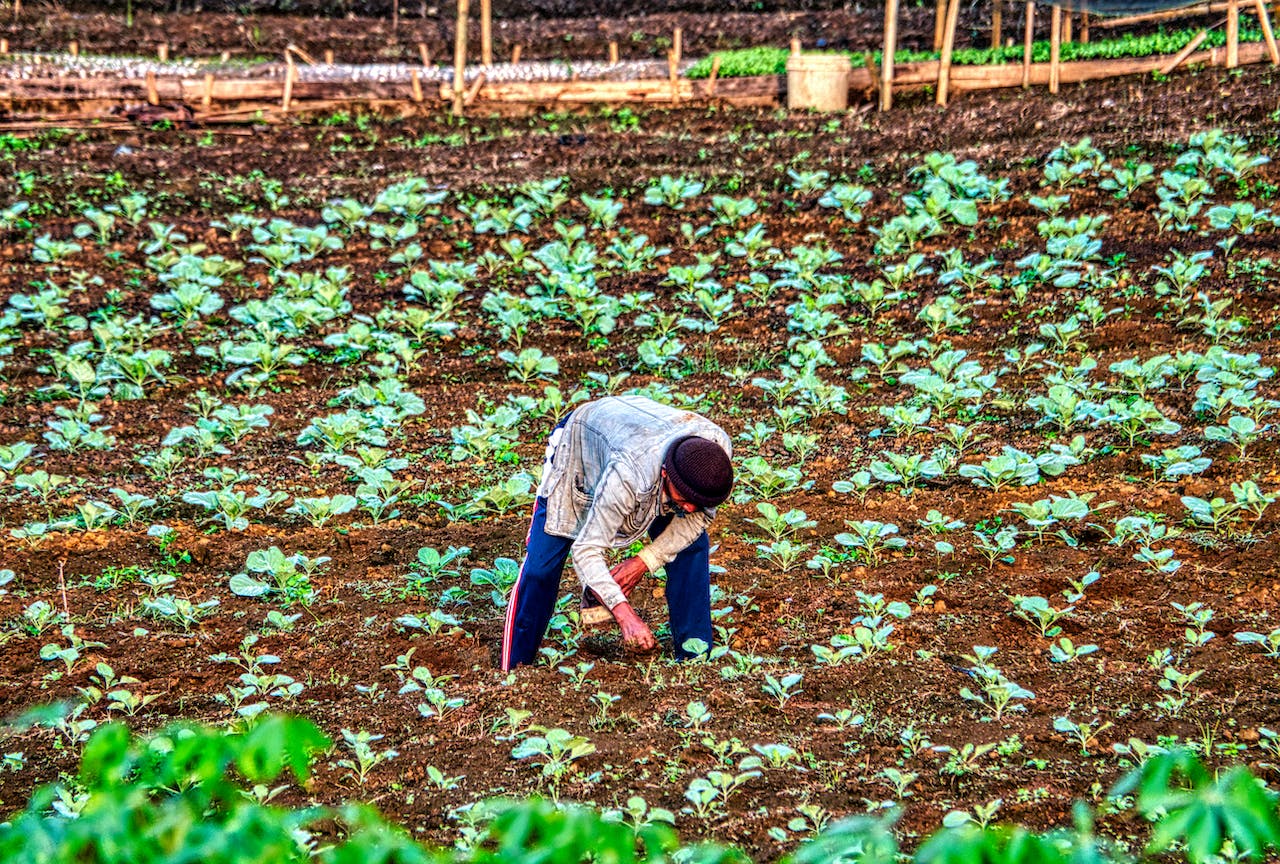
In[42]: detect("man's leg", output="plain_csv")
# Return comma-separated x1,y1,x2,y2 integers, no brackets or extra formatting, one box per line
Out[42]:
501,497,574,671
651,515,714,660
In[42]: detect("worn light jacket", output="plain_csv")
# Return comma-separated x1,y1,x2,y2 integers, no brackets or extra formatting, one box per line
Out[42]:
535,395,732,610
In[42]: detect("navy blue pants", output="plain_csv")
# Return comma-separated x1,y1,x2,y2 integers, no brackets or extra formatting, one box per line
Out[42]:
500,498,713,670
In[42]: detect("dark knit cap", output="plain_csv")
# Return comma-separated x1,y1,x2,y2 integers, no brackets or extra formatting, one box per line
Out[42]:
663,436,734,508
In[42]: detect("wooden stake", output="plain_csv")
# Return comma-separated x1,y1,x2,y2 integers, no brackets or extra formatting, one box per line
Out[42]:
146,70,158,105
69,39,79,57
668,49,679,103
1227,0,1240,66
282,53,295,111
324,48,335,64
392,0,400,29
1049,2,1062,93
453,0,469,116
220,50,230,62
992,0,1003,50
1159,28,1209,74
882,0,899,110
707,54,721,95
934,0,947,51
202,72,214,107
1255,0,1280,64
609,40,618,63
673,27,682,65
1063,7,1073,43
481,0,492,65
1081,11,1090,42
411,67,424,101
511,44,522,63
937,0,961,105
13,0,20,19
158,42,168,62
790,36,801,54
418,42,429,66
0,38,8,54
1022,0,1034,86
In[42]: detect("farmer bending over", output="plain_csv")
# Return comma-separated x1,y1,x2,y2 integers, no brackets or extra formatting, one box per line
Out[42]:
501,395,734,671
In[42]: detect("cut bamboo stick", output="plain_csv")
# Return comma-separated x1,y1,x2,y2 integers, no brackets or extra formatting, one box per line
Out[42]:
418,42,429,66
609,40,618,63
883,0,899,110
411,68,423,101
464,71,486,104
992,0,1003,49
1023,0,1034,87
1063,7,1072,44
668,49,679,103
1255,0,1280,63
481,0,492,65
937,0,961,105
707,54,721,95
934,0,947,51
392,0,399,29
202,72,214,107
673,27,682,65
790,36,801,54
1159,28,1209,74
220,50,230,62
1097,2,1214,27
146,70,158,105
324,48,335,64
281,56,295,110
1227,0,1240,66
511,44,521,64
1081,11,1090,42
286,43,318,65
158,42,168,62
13,0,20,19
453,0,469,116
0,38,8,54
69,40,79,57
1050,3,1062,93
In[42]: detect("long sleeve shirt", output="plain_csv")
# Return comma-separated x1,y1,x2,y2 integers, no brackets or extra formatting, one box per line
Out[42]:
535,395,732,610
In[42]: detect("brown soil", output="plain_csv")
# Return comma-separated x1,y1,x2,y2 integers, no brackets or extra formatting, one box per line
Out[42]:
0,44,1278,861
5,6,1031,64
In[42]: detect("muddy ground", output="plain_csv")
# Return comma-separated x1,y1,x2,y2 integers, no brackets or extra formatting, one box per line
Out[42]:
0,46,1277,861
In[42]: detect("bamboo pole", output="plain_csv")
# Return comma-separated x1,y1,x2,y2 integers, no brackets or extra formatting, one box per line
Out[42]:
707,54,721,95
220,50,230,62
282,57,295,111
1081,11,1089,42
511,44,522,63
1050,3,1062,93
146,70,158,105
69,40,79,57
452,0,469,116
937,0,962,105
673,27,683,65
790,36,802,54
934,0,947,51
324,48,335,64
1096,1,1214,27
202,72,214,107
1023,0,1034,87
13,0,20,19
882,0,899,110
481,0,492,65
465,70,486,104
0,38,8,54
1255,0,1280,63
1063,6,1072,43
992,0,1003,49
411,68,423,101
392,0,399,29
1159,28,1210,74
1227,0,1240,66
418,42,429,66
609,40,618,63
668,49,679,103
158,42,168,62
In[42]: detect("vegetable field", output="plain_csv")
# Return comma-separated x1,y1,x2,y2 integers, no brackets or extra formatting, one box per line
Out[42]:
1,53,1279,862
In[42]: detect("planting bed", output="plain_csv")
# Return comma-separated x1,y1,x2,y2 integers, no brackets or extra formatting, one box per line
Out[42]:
0,52,1278,861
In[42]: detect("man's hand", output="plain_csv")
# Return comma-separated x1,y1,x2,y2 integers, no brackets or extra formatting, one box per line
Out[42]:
609,557,648,598
611,602,657,652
